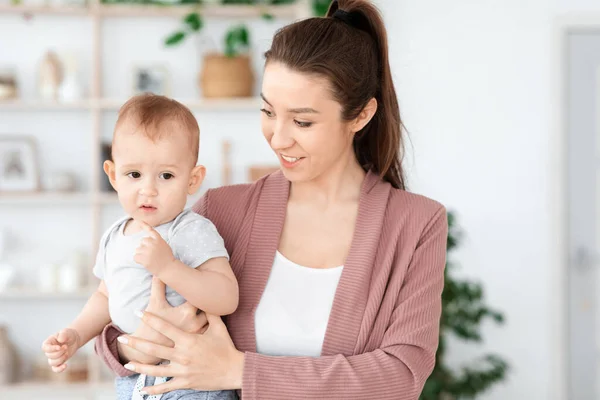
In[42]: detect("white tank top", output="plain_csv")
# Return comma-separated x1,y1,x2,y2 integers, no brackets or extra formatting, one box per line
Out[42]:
254,251,344,357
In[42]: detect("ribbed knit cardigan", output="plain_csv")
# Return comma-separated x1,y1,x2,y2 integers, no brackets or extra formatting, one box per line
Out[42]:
95,170,448,399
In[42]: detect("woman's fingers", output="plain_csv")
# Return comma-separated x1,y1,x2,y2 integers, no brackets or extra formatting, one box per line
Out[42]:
137,311,191,346
117,335,179,363
123,361,171,378
141,377,182,396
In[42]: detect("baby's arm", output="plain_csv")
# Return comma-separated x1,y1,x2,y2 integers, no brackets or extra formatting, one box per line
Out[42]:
135,220,239,316
159,257,239,316
42,281,110,372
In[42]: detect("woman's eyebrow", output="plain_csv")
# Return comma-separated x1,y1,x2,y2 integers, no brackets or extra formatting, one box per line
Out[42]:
260,93,319,114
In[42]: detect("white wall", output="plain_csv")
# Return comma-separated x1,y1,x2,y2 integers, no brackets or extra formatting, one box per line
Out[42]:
374,0,600,399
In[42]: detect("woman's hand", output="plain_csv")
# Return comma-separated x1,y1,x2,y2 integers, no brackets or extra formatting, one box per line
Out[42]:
117,311,244,394
117,277,208,364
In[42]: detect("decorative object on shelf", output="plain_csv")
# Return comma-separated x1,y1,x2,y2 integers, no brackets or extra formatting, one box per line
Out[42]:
0,136,40,192
0,67,18,100
57,250,86,292
201,51,254,98
38,263,59,293
58,52,84,102
222,140,231,185
132,64,170,96
0,229,16,293
420,212,508,400
38,51,63,101
165,11,255,98
248,165,279,181
0,325,17,385
47,170,78,192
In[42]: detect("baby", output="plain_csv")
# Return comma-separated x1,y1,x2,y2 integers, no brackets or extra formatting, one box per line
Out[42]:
42,94,239,400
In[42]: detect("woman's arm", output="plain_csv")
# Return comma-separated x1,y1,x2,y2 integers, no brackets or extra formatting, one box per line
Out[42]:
240,207,447,399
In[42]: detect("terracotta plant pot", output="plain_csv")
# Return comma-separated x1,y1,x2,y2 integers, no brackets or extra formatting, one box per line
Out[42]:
200,53,254,98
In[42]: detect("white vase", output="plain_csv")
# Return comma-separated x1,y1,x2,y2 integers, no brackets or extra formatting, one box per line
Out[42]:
58,52,83,102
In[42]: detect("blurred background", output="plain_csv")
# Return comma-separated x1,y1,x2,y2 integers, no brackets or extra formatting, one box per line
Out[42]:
0,0,597,399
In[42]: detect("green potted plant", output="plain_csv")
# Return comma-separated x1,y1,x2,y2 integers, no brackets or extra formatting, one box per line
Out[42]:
166,11,255,98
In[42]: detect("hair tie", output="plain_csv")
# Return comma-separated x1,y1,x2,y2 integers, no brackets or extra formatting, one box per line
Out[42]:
332,9,359,28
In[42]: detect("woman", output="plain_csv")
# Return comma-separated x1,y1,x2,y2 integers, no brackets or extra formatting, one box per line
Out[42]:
96,0,448,398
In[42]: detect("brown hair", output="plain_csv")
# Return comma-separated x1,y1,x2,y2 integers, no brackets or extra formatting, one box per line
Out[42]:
114,93,200,164
264,0,405,189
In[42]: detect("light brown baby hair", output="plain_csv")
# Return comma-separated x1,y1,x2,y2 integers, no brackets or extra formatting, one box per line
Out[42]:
113,93,200,165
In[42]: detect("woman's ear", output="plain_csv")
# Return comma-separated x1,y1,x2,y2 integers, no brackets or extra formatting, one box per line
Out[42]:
103,160,118,191
352,97,378,133
188,165,206,195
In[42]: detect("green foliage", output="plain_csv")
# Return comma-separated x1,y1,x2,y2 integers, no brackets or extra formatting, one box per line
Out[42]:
224,24,250,57
312,0,330,16
420,212,508,400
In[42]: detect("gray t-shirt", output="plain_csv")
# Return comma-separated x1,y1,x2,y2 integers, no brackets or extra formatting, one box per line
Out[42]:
93,209,229,333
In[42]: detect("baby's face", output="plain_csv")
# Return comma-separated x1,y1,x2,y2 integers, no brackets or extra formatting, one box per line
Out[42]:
105,127,203,227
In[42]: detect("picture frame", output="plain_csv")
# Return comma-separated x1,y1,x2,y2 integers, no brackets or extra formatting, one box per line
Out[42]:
0,136,40,192
132,65,170,96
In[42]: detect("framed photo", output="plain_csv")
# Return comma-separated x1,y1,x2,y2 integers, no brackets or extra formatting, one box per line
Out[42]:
132,65,170,96
0,136,40,192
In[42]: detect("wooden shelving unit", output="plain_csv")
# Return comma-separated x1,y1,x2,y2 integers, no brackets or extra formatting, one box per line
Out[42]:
0,0,311,395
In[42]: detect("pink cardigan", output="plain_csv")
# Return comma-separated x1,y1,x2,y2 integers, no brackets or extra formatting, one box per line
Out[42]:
95,170,448,399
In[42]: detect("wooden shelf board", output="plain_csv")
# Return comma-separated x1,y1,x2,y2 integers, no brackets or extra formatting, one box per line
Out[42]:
0,192,94,205
0,97,261,111
0,3,299,18
0,4,88,16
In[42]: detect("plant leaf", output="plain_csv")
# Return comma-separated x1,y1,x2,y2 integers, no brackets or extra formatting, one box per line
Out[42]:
165,31,186,46
184,12,203,32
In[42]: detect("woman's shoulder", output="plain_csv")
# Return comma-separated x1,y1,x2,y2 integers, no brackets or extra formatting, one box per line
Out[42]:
388,187,446,217
383,184,447,237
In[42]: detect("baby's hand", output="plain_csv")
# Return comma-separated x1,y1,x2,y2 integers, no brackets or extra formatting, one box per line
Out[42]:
134,222,176,276
41,328,81,373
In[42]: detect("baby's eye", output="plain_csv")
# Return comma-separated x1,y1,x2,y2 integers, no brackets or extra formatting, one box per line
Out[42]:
127,172,141,179
160,172,174,180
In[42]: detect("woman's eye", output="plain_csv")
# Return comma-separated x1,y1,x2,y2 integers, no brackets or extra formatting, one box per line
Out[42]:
260,108,274,118
160,173,174,180
295,120,312,128
127,172,141,179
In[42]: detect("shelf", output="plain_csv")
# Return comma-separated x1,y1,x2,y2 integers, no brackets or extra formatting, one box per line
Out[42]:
0,99,93,111
0,97,261,111
0,3,300,18
0,287,95,299
99,97,261,111
0,192,94,205
0,3,88,16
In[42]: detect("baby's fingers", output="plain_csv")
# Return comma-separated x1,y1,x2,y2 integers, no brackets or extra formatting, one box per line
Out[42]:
45,349,66,360
41,338,61,353
51,364,67,373
48,354,68,367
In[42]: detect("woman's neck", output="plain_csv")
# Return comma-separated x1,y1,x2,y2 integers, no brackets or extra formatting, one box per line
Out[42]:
289,154,366,206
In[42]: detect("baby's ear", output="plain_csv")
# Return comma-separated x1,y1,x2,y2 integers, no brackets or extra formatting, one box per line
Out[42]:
188,165,206,195
103,160,117,191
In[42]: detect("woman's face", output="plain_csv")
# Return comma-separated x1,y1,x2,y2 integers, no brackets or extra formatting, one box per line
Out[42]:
260,62,356,183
